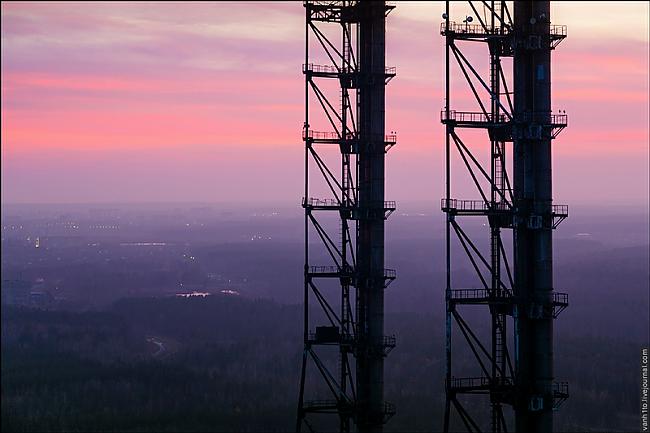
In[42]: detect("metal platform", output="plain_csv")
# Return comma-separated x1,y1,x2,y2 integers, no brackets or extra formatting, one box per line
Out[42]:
303,197,397,219
441,198,568,228
307,265,396,288
441,110,568,139
303,129,397,153
449,288,569,318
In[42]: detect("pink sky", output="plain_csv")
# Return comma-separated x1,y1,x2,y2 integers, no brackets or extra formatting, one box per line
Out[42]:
1,2,648,207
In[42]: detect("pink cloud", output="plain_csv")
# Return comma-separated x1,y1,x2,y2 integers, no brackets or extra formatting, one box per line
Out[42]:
1,2,648,205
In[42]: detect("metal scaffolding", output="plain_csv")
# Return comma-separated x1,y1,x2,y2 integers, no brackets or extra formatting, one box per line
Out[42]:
297,1,396,432
441,2,569,432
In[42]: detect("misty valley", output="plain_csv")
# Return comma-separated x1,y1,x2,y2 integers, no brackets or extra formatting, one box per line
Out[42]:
1,203,647,432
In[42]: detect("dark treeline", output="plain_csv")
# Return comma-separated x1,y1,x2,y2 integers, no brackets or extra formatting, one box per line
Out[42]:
1,295,641,432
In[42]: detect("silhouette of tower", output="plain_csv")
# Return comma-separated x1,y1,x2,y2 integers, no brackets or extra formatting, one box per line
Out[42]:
441,2,569,432
296,1,397,432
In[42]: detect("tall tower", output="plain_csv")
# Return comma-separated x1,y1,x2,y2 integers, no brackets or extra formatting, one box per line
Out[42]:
296,1,397,432
441,2,569,432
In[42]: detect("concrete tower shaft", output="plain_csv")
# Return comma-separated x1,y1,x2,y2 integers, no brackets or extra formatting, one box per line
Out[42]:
513,2,554,432
356,2,387,431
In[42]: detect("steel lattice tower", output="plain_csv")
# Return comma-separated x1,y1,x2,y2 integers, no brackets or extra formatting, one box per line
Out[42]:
441,2,569,432
296,1,397,432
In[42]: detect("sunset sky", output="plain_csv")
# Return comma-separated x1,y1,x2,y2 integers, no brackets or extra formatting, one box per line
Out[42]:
1,1,648,207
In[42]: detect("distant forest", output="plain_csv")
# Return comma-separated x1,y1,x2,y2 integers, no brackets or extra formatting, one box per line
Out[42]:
1,295,641,432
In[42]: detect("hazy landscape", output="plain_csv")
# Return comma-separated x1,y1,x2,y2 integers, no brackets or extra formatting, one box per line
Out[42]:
1,202,647,432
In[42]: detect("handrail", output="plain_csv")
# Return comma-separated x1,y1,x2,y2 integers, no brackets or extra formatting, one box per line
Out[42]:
553,292,569,305
308,265,394,279
516,112,568,126
441,21,566,38
302,130,342,140
553,381,569,395
309,265,347,274
448,376,513,388
552,204,569,215
303,129,397,143
303,197,341,207
441,21,510,36
441,198,511,212
309,332,396,348
441,199,566,215
450,288,511,299
303,63,340,74
450,288,568,305
441,110,567,126
441,110,509,124
303,63,397,75
302,197,396,209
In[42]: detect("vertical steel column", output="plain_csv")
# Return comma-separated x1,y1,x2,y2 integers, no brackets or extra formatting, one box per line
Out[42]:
513,2,554,432
356,2,386,431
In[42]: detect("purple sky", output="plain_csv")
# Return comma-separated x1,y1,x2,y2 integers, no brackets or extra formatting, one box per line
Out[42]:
1,2,648,207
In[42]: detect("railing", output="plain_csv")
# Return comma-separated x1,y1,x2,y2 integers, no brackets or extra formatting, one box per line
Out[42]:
441,110,509,124
442,199,565,216
303,63,340,74
307,1,351,7
384,269,397,279
308,0,395,10
553,381,569,396
383,401,396,415
441,22,566,38
309,265,348,275
303,198,396,209
382,133,398,143
441,198,511,212
303,197,341,207
308,266,394,280
448,376,513,389
303,129,397,143
309,332,396,348
549,25,568,38
516,112,568,126
448,376,490,389
553,292,568,305
450,289,567,305
304,399,337,408
353,200,397,210
303,63,397,76
303,130,342,140
442,198,487,211
383,335,397,347
450,288,511,300
441,21,510,36
441,110,567,127
303,399,352,412
552,204,569,216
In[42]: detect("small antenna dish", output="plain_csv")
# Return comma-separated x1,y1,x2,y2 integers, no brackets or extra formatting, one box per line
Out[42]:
466,16,473,23
442,13,448,19
530,17,537,24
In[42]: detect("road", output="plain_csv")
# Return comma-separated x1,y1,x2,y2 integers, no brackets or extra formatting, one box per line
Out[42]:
146,336,167,358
